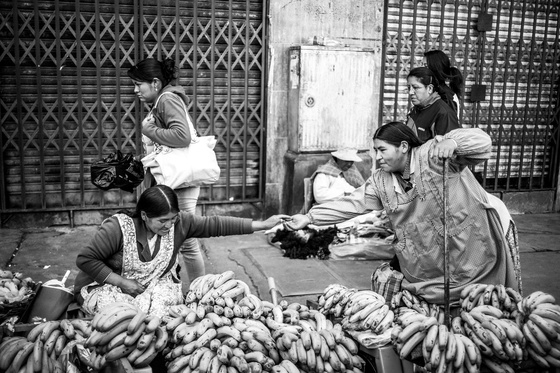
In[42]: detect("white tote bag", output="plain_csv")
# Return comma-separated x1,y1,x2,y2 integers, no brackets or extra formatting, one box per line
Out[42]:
141,92,220,189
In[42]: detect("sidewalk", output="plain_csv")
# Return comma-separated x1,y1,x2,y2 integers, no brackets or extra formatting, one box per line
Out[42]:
0,213,558,306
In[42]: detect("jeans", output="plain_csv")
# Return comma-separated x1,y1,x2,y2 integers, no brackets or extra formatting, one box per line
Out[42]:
175,186,205,285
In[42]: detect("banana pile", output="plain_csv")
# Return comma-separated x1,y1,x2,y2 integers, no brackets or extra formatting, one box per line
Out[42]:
164,308,279,373
392,289,445,323
390,284,560,373
317,284,357,318
0,318,91,372
0,270,35,305
186,271,251,307
164,276,366,373
164,273,280,373
271,304,365,373
459,283,522,315
456,305,523,372
392,307,484,373
518,291,560,369
83,302,167,369
317,284,393,334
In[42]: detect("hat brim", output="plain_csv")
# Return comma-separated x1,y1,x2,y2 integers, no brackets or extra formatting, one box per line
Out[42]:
331,152,362,162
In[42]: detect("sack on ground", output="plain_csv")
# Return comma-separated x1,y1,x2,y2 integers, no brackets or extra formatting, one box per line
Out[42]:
141,136,220,189
372,262,403,304
90,150,144,192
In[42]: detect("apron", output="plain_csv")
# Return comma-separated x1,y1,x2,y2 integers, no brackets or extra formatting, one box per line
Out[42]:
81,214,183,318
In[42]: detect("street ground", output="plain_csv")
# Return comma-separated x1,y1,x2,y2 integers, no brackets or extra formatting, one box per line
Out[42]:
0,213,558,308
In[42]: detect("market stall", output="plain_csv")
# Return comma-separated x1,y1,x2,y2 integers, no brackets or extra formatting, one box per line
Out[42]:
1,268,560,373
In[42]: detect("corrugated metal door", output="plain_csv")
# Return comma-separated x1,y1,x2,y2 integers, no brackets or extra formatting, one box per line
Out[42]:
382,0,560,193
0,0,267,220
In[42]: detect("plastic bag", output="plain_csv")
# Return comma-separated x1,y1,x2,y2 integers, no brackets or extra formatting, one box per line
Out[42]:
329,236,395,260
90,150,144,192
371,262,403,304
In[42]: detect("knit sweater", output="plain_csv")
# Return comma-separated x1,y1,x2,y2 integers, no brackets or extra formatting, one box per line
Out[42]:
74,212,253,296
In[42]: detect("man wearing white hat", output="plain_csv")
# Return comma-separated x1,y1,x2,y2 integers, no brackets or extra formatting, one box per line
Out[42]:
311,148,366,205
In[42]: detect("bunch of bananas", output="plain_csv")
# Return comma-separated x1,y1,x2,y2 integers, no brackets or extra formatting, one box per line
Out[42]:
0,318,90,373
339,290,393,334
272,307,365,373
0,270,35,305
164,308,279,373
456,305,524,373
317,284,392,334
518,291,560,369
317,284,358,318
186,287,267,322
83,302,167,369
392,308,484,373
459,283,522,315
185,271,251,307
391,289,445,323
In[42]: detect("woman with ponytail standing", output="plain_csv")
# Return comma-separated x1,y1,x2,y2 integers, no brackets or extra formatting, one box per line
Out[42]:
127,57,205,289
424,49,464,115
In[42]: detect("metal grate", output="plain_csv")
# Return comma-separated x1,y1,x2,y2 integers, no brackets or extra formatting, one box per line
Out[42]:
382,0,560,193
0,0,267,215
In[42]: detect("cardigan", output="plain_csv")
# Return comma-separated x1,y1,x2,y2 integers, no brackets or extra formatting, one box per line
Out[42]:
307,128,517,303
74,212,253,297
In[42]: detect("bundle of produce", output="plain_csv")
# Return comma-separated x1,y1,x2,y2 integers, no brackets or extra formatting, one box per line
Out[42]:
185,271,252,307
391,289,446,323
317,284,393,334
339,290,393,334
455,306,524,373
82,302,166,370
0,318,91,373
0,270,37,323
317,284,358,318
518,291,560,369
392,308,483,373
459,283,522,315
272,304,365,373
268,300,314,328
164,308,279,372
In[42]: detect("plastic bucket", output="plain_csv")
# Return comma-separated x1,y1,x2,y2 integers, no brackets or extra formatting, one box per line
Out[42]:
26,280,74,321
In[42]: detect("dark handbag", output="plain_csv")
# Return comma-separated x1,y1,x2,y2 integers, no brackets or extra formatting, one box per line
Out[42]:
90,150,144,192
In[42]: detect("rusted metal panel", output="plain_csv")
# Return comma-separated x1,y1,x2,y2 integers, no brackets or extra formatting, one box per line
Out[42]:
287,45,377,153
0,0,267,217
382,0,560,193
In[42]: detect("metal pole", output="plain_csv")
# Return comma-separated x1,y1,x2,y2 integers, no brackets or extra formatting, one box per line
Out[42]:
443,158,450,327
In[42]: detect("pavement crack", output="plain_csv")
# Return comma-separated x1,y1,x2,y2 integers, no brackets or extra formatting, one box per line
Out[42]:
5,231,27,267
200,241,261,298
227,248,262,299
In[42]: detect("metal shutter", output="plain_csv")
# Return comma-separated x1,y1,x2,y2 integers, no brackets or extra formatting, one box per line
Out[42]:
0,0,266,217
382,0,559,192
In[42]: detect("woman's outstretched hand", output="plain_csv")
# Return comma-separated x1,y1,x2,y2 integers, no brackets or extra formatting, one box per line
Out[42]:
252,214,292,231
283,214,311,231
